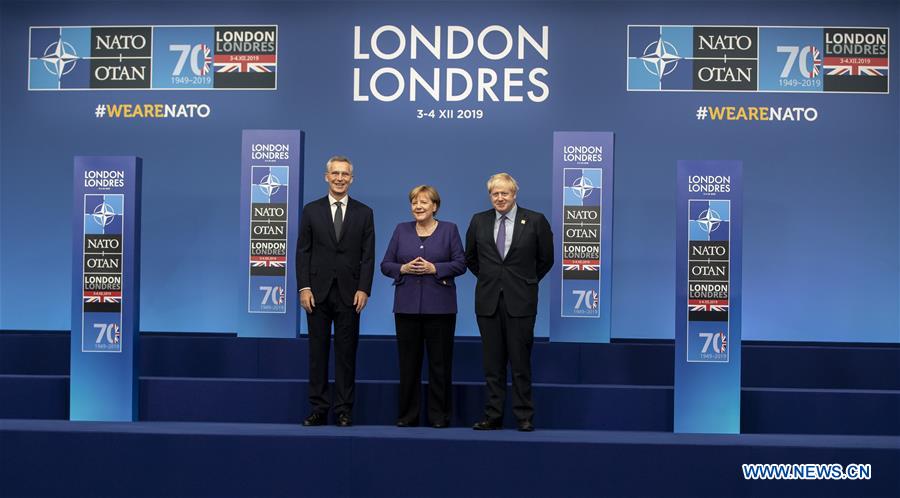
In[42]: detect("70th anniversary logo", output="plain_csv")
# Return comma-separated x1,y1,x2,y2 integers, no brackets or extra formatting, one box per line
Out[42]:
29,25,278,90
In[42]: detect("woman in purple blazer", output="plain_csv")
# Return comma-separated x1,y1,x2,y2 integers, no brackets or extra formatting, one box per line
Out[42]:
380,185,466,428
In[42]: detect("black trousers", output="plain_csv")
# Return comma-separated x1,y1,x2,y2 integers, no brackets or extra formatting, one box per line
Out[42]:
476,293,536,423
306,281,360,416
395,313,456,426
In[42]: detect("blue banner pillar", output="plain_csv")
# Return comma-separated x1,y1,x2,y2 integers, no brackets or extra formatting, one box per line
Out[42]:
550,132,614,343
70,156,142,421
675,160,743,433
237,130,304,337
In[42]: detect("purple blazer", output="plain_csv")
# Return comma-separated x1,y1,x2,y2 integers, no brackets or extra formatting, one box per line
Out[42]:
380,220,466,314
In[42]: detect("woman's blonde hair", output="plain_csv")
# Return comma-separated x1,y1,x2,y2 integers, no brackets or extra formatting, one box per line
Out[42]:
408,185,441,213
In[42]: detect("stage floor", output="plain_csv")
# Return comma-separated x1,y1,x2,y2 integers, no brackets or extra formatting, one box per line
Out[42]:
2,419,898,497
3,418,899,448
3,333,898,495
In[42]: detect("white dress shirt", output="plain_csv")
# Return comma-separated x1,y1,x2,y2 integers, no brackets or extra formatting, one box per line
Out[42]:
329,194,347,222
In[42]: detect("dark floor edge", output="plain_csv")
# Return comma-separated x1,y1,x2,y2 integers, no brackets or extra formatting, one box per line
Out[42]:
2,419,899,450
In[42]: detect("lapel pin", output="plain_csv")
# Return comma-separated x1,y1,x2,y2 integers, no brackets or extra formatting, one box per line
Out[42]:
521,219,526,224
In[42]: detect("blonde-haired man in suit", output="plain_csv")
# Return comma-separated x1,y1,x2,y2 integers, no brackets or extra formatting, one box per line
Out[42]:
465,173,553,432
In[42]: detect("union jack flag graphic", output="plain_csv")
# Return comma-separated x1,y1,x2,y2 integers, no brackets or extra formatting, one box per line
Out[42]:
200,44,212,75
107,324,121,344
585,289,599,310
720,332,727,353
688,299,728,312
251,256,286,268
83,291,122,304
823,56,888,76
271,286,285,305
563,259,599,272
214,54,277,73
808,46,821,77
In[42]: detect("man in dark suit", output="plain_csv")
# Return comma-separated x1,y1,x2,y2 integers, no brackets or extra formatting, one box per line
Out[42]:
297,155,375,427
465,172,553,432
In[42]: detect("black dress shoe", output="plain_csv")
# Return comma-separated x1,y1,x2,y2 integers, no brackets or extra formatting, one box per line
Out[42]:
517,421,535,432
302,412,327,426
396,420,415,427
431,421,449,429
336,413,353,427
472,419,502,430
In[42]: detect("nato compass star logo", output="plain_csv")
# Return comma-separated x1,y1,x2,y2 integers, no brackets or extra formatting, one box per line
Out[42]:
571,176,595,200
41,38,80,79
641,38,681,79
92,203,117,227
696,209,722,233
258,174,282,198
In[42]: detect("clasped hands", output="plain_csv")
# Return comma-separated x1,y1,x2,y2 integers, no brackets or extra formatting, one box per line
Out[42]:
400,256,436,276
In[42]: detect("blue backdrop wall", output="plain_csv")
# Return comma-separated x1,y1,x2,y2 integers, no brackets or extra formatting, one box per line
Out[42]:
1,0,898,343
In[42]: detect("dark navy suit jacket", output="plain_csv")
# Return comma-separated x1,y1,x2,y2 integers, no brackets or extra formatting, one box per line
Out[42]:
380,220,466,314
296,196,375,306
465,206,554,317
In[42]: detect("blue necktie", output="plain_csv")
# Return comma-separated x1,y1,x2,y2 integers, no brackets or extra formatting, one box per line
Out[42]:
496,215,507,259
